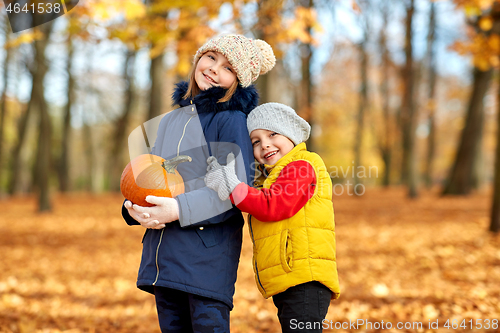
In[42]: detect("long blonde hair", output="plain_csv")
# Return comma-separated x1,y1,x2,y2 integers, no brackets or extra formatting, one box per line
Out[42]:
183,55,239,103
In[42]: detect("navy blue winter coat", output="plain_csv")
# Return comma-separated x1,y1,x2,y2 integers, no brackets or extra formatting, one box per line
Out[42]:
122,81,258,309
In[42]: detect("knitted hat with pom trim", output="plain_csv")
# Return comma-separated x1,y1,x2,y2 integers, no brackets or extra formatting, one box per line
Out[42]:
195,34,276,88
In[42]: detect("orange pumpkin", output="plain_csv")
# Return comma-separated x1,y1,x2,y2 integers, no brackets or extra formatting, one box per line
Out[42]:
120,154,192,207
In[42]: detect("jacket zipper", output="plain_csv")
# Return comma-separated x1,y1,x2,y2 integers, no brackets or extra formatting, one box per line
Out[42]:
152,229,165,285
153,112,195,285
248,215,265,293
177,114,195,156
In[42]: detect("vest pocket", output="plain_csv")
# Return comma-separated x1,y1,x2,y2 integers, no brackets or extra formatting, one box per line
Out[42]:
280,229,293,273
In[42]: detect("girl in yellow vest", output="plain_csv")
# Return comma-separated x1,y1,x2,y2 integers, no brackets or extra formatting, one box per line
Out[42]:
205,103,340,333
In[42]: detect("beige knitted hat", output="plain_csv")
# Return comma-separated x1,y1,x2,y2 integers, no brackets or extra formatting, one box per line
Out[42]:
247,103,311,145
194,34,276,88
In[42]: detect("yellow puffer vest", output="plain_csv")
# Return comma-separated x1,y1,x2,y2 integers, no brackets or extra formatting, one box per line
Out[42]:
249,143,340,299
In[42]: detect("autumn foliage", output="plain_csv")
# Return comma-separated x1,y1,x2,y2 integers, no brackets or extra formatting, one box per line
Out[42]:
452,0,500,70
1,0,500,329
0,188,499,332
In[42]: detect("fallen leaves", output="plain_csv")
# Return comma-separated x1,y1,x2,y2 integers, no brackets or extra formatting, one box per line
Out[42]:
0,187,499,332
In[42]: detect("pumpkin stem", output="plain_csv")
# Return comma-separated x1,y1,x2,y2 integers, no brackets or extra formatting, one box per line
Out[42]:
162,155,192,174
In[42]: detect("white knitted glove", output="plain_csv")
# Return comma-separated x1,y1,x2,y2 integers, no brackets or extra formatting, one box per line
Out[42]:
204,153,242,201
131,196,180,224
124,200,167,229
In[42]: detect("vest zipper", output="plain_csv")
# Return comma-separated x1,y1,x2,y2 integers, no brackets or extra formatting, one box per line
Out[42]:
153,112,195,285
248,215,265,293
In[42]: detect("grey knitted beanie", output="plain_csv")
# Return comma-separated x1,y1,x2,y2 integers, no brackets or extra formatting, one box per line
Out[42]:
247,103,311,145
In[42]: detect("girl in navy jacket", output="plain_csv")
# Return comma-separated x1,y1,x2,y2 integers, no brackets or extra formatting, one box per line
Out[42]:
122,34,275,332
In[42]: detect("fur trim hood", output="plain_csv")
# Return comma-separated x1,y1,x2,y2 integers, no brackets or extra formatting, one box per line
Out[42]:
172,81,259,115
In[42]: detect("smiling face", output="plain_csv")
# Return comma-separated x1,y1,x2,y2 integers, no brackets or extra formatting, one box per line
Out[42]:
250,129,295,165
194,51,237,91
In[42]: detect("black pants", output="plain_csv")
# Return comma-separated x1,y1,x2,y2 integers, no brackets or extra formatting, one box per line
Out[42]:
154,286,230,333
272,282,332,333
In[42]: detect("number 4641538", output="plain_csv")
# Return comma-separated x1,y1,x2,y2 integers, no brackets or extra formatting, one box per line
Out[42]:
444,319,498,330
5,2,62,14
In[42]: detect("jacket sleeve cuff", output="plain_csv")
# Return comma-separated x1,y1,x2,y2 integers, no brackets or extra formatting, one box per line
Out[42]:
230,182,250,206
176,187,234,228
176,195,190,228
121,200,140,226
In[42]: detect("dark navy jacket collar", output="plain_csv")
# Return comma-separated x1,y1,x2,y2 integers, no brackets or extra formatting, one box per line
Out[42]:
171,81,259,115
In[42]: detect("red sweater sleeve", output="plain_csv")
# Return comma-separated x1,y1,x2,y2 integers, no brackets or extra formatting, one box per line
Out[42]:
230,160,316,222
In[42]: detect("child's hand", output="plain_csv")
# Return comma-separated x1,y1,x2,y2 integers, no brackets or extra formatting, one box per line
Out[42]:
204,153,242,201
124,199,169,229
131,196,180,226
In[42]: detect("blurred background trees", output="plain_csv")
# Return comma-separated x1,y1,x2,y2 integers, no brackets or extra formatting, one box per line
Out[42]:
0,0,499,233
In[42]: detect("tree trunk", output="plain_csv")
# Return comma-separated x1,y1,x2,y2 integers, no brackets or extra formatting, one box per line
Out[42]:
253,0,284,105
255,71,270,104
354,38,368,189
297,0,314,152
254,24,269,104
378,3,392,187
442,67,492,195
0,18,12,193
425,1,437,188
33,22,55,211
82,122,95,192
471,132,485,189
490,67,500,233
59,37,75,192
9,86,36,195
147,7,168,121
148,53,164,120
401,0,418,198
301,43,313,151
108,50,136,191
